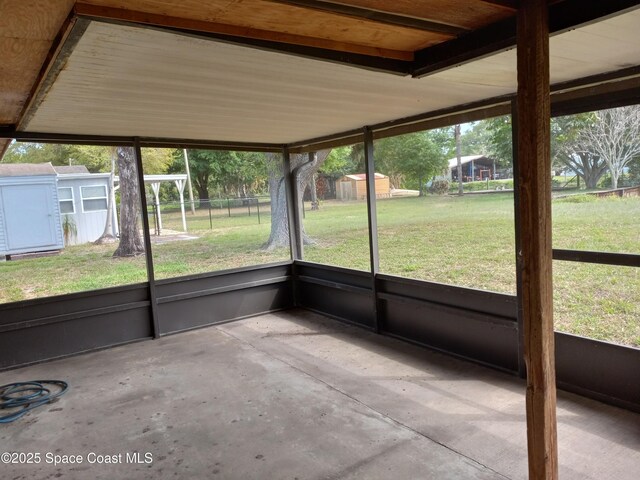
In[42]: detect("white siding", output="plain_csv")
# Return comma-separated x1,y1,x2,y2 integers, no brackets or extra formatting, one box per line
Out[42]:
57,176,111,245
0,191,6,253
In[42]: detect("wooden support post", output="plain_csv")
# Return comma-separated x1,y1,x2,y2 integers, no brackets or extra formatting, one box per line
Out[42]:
516,1,558,479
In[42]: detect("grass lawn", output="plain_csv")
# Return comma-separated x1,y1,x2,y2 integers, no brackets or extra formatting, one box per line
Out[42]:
1,193,638,347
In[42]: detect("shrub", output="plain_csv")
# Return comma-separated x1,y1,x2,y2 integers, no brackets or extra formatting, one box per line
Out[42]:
448,179,513,192
61,215,77,245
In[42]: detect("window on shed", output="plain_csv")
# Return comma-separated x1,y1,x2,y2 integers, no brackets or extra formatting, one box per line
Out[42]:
81,185,108,212
58,187,75,214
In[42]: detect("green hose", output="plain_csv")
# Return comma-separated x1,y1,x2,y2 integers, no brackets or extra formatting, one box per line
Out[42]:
0,381,69,423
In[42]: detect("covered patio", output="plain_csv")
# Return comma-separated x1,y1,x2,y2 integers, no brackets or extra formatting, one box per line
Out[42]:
2,310,638,479
1,1,639,479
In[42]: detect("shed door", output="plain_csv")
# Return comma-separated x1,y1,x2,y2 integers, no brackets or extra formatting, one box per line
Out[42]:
340,182,352,200
2,184,59,250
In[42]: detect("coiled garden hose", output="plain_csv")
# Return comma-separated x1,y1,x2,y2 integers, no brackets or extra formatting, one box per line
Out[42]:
0,381,69,424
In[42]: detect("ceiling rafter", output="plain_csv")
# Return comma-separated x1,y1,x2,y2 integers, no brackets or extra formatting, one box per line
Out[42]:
476,0,517,9
74,3,413,61
266,0,468,35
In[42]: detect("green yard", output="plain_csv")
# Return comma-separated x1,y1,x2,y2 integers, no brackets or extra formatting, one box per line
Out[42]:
1,193,638,347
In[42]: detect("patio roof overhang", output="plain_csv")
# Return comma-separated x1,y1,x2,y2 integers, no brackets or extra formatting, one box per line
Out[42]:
0,1,639,154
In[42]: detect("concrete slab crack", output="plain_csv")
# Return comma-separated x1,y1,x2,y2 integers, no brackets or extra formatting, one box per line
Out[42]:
218,326,513,480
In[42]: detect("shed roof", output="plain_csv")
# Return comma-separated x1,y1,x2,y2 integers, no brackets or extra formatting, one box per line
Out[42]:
342,173,387,181
0,163,57,177
53,165,90,174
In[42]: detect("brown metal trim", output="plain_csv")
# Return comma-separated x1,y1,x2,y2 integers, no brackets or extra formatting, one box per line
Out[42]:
549,0,640,36
553,249,640,267
511,99,526,379
267,0,467,36
156,276,291,304
0,127,135,146
0,301,150,333
551,75,640,117
550,65,640,94
289,67,640,153
0,127,285,152
133,138,160,339
374,103,510,140
413,0,640,79
289,95,512,152
139,138,285,152
287,134,364,154
17,14,87,131
287,128,363,150
412,16,515,79
155,261,293,286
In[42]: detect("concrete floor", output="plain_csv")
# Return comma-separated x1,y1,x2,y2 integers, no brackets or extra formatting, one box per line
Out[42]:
1,310,638,480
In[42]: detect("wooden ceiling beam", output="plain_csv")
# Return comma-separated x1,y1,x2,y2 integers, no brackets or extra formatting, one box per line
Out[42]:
73,3,413,62
476,0,517,9
267,0,468,36
413,0,640,78
17,12,83,131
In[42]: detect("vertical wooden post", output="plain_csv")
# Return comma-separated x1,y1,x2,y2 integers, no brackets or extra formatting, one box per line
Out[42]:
516,1,558,479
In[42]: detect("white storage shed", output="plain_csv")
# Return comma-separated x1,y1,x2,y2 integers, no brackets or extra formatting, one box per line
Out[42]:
0,163,64,258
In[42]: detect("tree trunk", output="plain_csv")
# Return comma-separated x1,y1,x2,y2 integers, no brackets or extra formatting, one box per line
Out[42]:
113,147,145,257
94,148,117,245
455,124,464,195
196,184,210,208
263,151,330,250
562,151,606,190
263,172,289,250
310,173,319,209
582,162,604,189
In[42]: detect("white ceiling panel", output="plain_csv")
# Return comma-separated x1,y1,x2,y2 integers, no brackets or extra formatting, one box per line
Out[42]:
24,9,640,144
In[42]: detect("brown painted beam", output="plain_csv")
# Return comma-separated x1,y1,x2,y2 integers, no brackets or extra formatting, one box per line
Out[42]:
477,0,517,9
413,0,640,78
268,0,467,35
16,10,79,131
73,3,413,62
516,1,558,479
